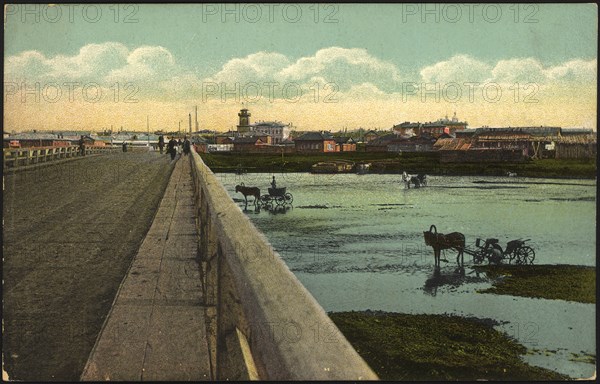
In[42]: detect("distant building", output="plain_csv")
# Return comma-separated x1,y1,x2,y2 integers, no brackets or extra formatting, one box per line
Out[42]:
192,136,208,153
236,108,291,143
251,121,290,144
215,135,234,145
365,134,397,152
393,112,468,137
237,108,252,134
333,137,357,152
434,126,596,161
294,132,338,153
250,131,273,145
233,136,269,152
4,132,71,148
207,144,233,152
363,130,379,143
387,134,437,152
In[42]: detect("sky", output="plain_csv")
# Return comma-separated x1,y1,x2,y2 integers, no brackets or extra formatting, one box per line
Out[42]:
4,3,598,132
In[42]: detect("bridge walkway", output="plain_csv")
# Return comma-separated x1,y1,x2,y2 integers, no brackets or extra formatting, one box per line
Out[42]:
81,156,211,381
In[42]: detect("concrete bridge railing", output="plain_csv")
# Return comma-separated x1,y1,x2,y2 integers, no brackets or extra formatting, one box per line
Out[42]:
190,151,378,380
3,145,115,169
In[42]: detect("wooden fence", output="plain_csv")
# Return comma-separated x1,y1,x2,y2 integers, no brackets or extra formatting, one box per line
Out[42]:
3,145,115,169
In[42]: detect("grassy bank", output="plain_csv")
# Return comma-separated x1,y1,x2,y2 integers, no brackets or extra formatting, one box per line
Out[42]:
473,264,596,304
330,311,568,381
199,152,597,178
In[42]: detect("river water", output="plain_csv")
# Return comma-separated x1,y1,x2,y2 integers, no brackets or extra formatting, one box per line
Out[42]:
218,172,596,378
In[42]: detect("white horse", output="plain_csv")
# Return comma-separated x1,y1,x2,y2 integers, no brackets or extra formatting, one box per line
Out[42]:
402,171,427,189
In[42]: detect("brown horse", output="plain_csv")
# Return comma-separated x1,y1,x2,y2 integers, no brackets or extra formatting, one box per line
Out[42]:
423,225,465,267
235,183,260,208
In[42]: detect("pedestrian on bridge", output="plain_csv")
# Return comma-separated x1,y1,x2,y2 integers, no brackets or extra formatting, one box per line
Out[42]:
182,136,191,156
79,135,86,156
158,135,165,154
167,137,177,160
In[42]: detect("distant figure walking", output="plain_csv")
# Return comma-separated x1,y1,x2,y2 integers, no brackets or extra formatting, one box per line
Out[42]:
167,137,177,160
78,135,85,156
182,136,191,156
158,135,165,154
122,141,128,152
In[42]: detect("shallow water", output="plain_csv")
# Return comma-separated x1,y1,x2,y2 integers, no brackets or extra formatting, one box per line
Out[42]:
219,173,596,378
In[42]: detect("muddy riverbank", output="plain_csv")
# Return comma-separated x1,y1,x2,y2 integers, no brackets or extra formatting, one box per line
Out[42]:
473,264,595,303
330,310,568,381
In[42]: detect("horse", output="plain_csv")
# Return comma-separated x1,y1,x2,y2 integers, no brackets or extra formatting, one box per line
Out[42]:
402,171,427,189
423,225,465,268
235,183,260,209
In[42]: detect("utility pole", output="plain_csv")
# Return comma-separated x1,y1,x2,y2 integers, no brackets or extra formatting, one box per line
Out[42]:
194,105,198,133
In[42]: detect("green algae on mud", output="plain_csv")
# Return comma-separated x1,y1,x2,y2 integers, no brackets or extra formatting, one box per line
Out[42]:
473,265,595,304
329,311,569,381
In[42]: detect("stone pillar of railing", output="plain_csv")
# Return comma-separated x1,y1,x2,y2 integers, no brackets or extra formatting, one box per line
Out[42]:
189,152,378,381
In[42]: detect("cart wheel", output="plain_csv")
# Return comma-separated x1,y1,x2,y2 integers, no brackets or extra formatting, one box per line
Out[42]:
473,251,485,264
285,192,293,204
516,246,535,265
276,195,286,206
506,251,517,264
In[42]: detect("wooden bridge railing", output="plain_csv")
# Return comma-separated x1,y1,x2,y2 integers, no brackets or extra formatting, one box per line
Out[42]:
189,151,378,380
3,145,116,169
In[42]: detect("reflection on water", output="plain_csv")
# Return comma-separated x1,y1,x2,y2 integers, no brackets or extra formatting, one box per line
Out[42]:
422,267,491,297
219,173,596,378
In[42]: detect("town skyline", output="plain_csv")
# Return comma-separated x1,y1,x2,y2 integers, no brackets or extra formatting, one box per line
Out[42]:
4,4,597,131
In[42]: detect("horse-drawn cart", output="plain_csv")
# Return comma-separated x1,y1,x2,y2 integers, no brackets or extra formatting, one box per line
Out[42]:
464,238,535,265
423,225,535,267
260,187,293,207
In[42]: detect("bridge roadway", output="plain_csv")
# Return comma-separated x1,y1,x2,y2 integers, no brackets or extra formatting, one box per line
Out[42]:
3,150,377,381
3,151,175,380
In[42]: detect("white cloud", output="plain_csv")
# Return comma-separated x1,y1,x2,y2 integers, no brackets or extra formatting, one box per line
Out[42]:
105,46,178,83
491,58,546,84
58,42,130,79
5,44,596,104
420,54,492,84
5,50,54,80
420,54,596,86
343,82,389,100
279,47,402,91
544,59,597,82
204,47,403,93
206,51,291,84
5,42,130,82
5,42,183,86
